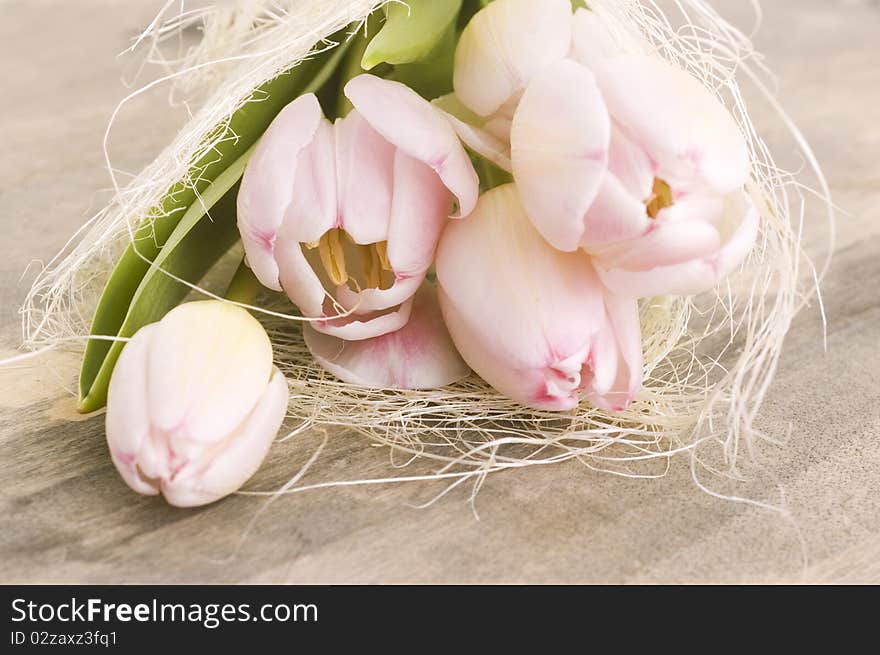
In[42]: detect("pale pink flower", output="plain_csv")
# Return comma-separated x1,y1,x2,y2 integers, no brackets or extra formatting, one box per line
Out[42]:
106,301,288,507
445,0,758,299
435,185,641,412
238,74,479,341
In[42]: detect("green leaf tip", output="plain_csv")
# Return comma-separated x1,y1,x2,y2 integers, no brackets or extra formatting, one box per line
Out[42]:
361,0,463,70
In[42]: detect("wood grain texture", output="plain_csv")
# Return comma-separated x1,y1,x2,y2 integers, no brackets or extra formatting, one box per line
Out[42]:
1,0,878,584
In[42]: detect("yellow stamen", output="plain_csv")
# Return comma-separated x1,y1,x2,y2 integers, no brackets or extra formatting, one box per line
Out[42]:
375,241,392,272
318,228,348,286
363,244,383,289
646,178,674,219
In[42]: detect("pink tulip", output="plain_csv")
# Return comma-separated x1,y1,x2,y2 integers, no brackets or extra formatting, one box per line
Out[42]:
304,283,470,390
237,74,479,341
435,185,642,412
446,0,758,298
106,301,288,507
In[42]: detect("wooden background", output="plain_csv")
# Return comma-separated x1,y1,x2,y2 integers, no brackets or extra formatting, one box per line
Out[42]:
1,0,878,583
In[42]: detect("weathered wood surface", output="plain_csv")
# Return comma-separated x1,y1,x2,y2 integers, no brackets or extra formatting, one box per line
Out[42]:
1,0,878,583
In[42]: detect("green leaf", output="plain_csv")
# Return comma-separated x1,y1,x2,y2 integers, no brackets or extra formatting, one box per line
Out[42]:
362,0,463,70
78,32,355,412
78,150,252,413
335,12,384,118
390,23,457,100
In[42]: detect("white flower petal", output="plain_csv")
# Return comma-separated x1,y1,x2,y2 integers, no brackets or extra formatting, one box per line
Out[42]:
454,0,573,116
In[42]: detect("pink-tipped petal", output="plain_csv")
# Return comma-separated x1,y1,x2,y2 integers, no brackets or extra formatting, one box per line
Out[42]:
436,185,606,412
586,293,642,411
608,124,655,200
345,74,479,217
387,150,450,276
511,59,611,252
433,94,513,172
273,118,338,318
305,284,470,390
333,273,424,315
145,302,274,444
335,111,395,244
282,117,338,244
595,220,722,272
596,56,750,194
453,0,573,117
579,174,652,252
274,239,327,318
596,192,759,298
313,298,414,342
570,7,620,69
237,93,325,290
587,318,618,398
587,293,644,412
106,323,161,496
579,125,656,251
162,367,288,508
656,193,725,224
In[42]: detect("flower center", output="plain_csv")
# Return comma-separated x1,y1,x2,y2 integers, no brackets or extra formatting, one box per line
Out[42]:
304,229,394,291
645,178,674,219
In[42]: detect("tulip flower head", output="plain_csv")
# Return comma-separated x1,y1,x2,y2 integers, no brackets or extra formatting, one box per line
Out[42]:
238,74,479,341
445,0,758,299
436,185,642,412
106,301,288,507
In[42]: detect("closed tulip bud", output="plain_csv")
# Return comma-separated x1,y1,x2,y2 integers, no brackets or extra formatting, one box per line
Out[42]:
237,74,478,342
105,301,288,507
436,184,642,412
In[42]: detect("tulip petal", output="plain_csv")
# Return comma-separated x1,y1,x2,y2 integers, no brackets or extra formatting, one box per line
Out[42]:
588,316,618,397
345,74,479,217
387,150,450,276
282,117,337,244
146,301,274,444
596,191,759,297
453,0,573,117
586,292,642,411
570,7,620,70
106,323,161,496
335,110,395,244
596,55,750,194
274,239,327,319
305,284,470,390
333,273,424,315
237,93,325,290
313,298,414,342
608,124,655,200
274,119,337,318
657,192,725,224
511,59,610,251
436,185,605,411
596,220,721,272
162,366,288,507
580,174,652,252
433,94,512,172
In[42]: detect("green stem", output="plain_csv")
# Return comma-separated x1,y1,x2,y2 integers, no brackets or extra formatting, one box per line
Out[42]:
224,259,264,305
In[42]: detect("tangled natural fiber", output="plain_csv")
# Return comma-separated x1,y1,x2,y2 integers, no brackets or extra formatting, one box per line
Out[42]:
20,0,834,505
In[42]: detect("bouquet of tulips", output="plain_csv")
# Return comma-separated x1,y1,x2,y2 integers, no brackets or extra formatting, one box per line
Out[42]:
25,0,815,508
